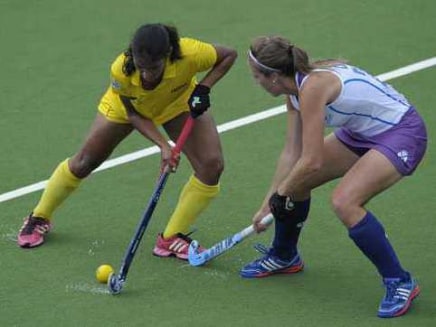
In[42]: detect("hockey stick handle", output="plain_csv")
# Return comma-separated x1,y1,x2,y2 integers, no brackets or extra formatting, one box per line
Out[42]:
239,214,274,239
162,116,195,173
110,116,196,293
173,116,195,154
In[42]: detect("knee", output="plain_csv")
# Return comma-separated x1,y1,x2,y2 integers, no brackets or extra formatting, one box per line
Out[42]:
69,153,101,178
196,155,224,184
206,154,224,177
330,189,353,221
213,155,225,176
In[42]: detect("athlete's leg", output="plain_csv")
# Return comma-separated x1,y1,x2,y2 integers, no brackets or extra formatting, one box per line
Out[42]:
272,133,359,259
18,113,133,248
161,111,223,238
330,149,410,277
332,150,421,317
33,113,133,220
295,133,361,195
332,149,402,227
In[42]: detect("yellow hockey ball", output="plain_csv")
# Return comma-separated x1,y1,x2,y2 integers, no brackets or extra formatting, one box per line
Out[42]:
96,264,114,283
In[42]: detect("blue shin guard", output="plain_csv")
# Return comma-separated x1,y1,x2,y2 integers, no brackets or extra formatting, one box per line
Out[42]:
272,198,310,259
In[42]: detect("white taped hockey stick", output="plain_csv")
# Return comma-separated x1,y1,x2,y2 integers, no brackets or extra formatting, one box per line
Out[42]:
188,214,274,266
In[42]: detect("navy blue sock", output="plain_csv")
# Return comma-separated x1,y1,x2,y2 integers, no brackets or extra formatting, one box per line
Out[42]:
348,211,408,279
272,198,310,260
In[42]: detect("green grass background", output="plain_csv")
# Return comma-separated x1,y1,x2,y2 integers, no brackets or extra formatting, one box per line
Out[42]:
1,0,435,326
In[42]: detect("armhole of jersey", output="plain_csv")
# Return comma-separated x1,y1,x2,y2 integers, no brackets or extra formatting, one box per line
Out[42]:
289,95,300,111
306,69,344,105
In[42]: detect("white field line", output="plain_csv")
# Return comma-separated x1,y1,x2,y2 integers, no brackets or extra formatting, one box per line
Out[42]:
1,57,435,204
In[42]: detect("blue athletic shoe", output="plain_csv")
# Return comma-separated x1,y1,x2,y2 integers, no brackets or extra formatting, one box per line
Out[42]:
378,275,420,318
240,245,304,278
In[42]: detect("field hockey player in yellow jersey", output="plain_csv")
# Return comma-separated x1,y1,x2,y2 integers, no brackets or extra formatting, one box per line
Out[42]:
17,23,237,260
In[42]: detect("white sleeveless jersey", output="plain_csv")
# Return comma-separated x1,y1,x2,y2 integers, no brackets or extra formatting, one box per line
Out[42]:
289,64,411,136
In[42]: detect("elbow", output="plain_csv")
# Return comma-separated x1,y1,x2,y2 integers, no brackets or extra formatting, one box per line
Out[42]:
225,49,238,64
230,49,238,61
303,157,323,174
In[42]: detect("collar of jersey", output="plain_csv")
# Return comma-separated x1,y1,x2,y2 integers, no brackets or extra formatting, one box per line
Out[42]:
131,59,176,86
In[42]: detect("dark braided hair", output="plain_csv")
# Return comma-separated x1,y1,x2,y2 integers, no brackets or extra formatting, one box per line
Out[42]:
123,23,182,76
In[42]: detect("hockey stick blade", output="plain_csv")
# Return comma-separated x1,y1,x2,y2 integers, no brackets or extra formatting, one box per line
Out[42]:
188,214,274,266
107,272,124,295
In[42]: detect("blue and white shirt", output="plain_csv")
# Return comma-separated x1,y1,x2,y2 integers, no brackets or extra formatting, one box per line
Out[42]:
289,64,411,136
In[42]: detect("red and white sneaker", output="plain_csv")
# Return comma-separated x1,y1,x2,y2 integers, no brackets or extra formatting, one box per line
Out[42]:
17,214,51,248
153,233,204,260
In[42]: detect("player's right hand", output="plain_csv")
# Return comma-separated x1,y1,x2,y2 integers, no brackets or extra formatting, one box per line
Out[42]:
252,209,271,233
161,145,180,173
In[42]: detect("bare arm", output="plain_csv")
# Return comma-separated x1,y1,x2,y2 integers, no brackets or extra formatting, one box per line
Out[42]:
262,98,302,207
120,96,169,148
277,72,341,197
253,97,303,230
120,95,176,171
197,45,237,88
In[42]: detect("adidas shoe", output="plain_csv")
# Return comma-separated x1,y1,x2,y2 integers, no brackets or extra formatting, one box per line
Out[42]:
378,275,420,318
17,214,51,248
153,232,203,260
240,245,304,278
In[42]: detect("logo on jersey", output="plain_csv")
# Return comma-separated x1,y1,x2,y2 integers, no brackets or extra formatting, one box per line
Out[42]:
397,150,409,163
111,79,121,91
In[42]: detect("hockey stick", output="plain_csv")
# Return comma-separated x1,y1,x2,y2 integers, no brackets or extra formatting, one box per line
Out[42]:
108,116,195,295
188,214,274,266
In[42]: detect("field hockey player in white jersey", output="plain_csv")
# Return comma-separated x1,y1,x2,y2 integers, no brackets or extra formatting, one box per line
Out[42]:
241,35,427,318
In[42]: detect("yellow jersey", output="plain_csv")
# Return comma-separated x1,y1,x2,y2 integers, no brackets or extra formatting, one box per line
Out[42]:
98,37,217,124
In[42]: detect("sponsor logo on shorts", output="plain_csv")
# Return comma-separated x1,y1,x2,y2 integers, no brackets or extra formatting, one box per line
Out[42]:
397,150,409,163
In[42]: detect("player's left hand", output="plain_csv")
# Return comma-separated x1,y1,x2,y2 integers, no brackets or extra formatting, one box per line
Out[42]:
188,84,210,118
161,145,180,173
268,191,295,220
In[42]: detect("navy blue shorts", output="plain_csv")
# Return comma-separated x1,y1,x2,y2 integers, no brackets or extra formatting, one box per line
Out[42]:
334,107,427,176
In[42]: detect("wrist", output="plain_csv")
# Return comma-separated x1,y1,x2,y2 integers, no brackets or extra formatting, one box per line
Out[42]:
277,184,293,197
194,84,210,94
157,140,171,150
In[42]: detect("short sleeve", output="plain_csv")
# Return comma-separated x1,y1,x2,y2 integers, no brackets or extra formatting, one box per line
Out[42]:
181,38,218,73
109,54,134,97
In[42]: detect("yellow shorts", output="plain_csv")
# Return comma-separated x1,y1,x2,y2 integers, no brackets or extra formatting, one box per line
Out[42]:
97,88,192,125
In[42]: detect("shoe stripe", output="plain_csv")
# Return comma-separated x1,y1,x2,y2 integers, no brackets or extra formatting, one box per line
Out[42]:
264,259,278,270
397,288,411,294
260,262,274,271
175,244,187,252
169,242,181,251
19,217,50,235
169,241,188,253
261,258,286,271
392,286,420,317
268,258,285,269
169,242,177,251
35,225,50,234
378,282,420,318
396,288,411,300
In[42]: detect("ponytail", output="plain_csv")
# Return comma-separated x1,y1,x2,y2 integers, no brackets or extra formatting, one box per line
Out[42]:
163,25,182,62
